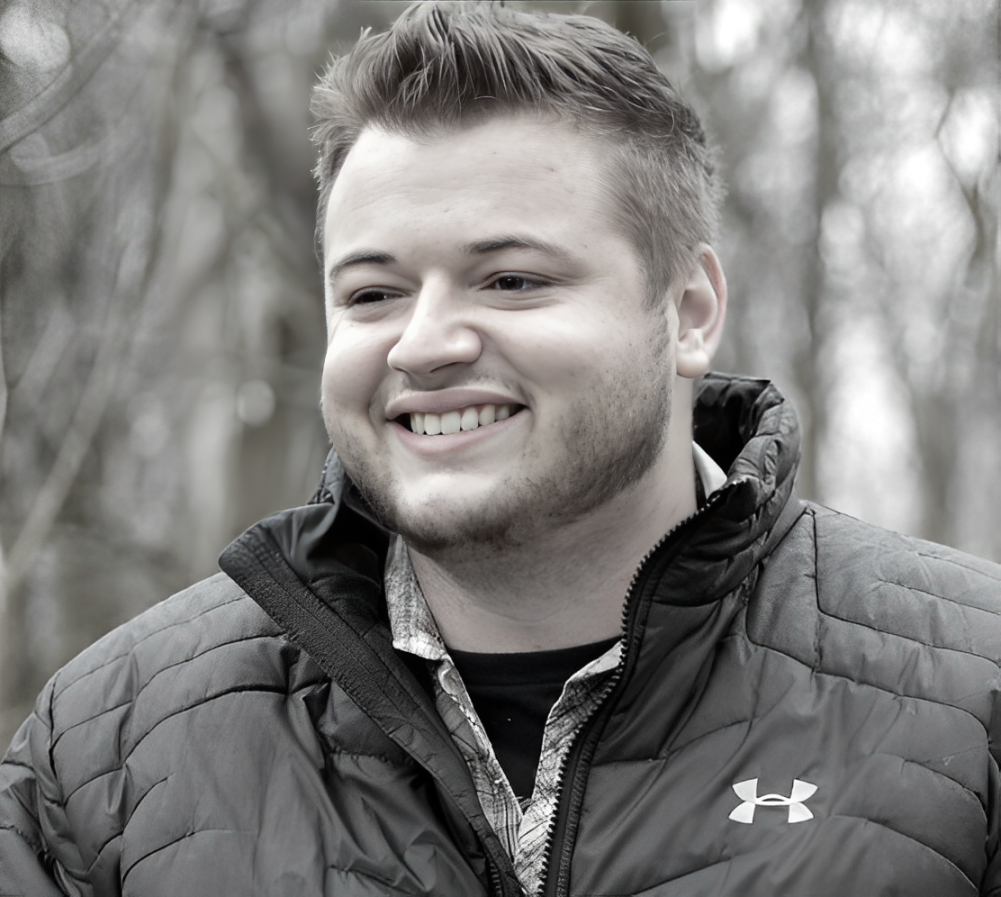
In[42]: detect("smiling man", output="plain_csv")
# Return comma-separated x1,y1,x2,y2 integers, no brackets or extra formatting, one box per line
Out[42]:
3,4,1001,897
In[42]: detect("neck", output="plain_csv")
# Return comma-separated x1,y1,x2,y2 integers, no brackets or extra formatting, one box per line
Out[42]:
408,432,698,653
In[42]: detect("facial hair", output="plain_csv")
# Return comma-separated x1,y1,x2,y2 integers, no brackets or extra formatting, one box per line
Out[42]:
331,325,675,560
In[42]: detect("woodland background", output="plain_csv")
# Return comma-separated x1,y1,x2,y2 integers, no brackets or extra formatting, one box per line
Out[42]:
0,0,997,746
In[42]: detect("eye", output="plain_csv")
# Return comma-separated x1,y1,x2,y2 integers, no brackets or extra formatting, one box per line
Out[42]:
347,287,400,306
487,274,548,293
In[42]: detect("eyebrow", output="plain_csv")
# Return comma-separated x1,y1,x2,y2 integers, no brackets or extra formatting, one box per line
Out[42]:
327,250,396,287
327,236,571,288
464,235,571,260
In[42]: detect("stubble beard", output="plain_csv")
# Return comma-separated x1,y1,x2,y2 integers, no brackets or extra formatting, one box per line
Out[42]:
330,355,675,562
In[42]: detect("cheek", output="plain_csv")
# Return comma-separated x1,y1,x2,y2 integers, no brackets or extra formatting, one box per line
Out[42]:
321,326,390,418
501,312,637,394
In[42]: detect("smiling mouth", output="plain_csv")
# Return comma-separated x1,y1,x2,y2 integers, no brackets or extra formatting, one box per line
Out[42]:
399,403,523,435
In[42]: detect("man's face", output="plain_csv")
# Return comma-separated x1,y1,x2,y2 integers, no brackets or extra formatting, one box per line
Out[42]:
321,116,682,556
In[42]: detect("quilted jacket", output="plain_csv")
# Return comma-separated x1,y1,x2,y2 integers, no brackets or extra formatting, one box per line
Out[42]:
2,373,1001,897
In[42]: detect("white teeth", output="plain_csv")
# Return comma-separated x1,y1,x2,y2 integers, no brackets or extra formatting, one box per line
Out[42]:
408,403,517,435
460,407,479,431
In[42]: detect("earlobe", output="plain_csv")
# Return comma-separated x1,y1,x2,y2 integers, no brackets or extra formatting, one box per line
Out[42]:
676,245,727,380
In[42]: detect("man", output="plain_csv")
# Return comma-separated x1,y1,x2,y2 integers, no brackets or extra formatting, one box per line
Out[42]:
2,3,1000,895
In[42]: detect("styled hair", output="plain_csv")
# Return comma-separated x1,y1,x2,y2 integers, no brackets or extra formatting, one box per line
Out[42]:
311,1,723,300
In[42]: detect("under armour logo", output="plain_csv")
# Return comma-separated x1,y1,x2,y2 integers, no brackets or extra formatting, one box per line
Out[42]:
729,777,817,824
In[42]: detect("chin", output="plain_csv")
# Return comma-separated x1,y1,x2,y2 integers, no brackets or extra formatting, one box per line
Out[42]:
379,491,531,558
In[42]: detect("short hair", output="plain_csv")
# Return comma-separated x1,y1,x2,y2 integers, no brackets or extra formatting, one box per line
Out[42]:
311,1,723,300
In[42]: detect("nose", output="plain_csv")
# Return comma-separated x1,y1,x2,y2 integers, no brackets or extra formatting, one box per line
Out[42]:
386,278,482,377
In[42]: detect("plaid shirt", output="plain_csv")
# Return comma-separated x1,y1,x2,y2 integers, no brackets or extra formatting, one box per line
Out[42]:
384,444,726,897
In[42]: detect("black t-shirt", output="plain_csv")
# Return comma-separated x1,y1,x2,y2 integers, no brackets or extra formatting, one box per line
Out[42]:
449,637,620,801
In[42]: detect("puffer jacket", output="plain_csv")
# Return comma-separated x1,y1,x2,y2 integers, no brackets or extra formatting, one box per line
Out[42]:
3,373,1001,897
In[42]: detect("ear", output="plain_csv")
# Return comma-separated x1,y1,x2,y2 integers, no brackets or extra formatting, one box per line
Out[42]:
675,244,727,380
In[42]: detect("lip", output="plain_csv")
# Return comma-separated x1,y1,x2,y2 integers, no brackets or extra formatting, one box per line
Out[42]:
389,407,527,455
385,388,523,419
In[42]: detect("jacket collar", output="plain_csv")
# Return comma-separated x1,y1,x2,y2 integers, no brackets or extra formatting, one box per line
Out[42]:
676,372,802,605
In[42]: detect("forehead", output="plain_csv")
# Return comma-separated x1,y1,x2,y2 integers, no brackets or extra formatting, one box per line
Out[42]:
322,117,620,259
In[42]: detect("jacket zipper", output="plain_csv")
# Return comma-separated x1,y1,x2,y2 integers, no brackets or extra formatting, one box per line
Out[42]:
487,857,506,897
537,486,730,897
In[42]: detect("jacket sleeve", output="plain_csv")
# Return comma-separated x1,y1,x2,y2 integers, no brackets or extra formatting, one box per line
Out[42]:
0,682,73,897
982,670,1001,897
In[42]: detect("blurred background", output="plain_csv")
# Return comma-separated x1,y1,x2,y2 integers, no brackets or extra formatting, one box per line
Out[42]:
0,0,997,746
